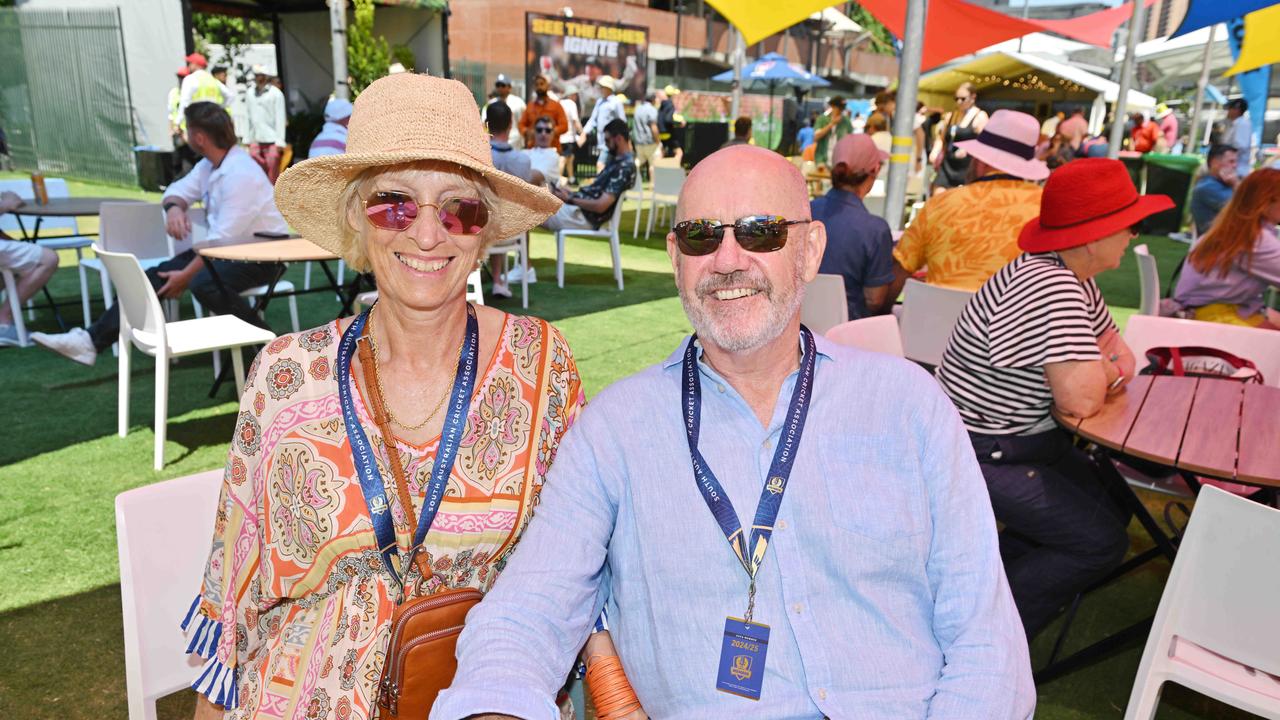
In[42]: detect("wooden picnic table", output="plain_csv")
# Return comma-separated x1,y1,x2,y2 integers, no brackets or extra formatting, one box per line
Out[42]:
1036,375,1280,684
1054,375,1280,488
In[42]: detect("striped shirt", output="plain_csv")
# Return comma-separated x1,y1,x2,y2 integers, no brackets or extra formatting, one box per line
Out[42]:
936,252,1116,435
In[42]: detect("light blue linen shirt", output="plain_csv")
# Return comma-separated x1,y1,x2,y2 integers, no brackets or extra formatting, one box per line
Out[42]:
433,335,1034,720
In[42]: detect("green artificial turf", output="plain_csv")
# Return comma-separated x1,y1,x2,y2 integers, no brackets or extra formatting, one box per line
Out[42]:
1,172,1249,719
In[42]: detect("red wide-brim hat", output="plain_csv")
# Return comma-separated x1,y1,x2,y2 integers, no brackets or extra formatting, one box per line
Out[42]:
1019,158,1175,254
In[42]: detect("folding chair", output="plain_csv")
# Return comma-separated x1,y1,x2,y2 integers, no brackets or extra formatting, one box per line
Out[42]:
899,279,974,367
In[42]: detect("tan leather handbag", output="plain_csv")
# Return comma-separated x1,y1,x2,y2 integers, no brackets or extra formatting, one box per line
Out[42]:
358,340,484,718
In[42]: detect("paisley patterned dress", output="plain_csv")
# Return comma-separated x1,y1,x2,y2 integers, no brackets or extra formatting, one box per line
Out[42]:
182,312,584,720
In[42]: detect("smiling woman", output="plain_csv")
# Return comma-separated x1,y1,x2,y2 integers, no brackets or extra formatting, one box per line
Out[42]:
180,74,626,720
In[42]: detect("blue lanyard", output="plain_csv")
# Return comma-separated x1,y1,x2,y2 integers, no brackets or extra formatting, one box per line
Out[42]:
334,305,480,591
681,328,816,615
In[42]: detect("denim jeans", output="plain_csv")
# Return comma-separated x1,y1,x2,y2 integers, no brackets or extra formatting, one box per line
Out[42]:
968,428,1130,639
88,250,283,352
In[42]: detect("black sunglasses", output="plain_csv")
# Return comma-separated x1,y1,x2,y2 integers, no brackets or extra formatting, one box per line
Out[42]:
672,215,809,256
534,126,554,134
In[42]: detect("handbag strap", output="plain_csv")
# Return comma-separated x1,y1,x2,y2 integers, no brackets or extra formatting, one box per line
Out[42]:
356,336,434,584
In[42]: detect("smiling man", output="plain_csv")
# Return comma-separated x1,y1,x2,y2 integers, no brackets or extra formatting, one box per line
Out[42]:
432,145,1034,720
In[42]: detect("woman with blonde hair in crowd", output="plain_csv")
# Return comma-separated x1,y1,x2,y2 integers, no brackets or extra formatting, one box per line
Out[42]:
1173,168,1280,329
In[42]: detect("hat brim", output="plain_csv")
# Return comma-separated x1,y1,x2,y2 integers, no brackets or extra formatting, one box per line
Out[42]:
274,149,562,266
1018,194,1174,253
955,139,1049,182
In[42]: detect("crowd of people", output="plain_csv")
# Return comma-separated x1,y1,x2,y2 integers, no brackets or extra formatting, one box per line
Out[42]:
3,53,1277,719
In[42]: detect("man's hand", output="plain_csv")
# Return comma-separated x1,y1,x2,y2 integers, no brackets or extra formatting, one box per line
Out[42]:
156,267,193,299
1220,166,1240,187
0,191,24,214
550,184,573,202
577,133,588,146
165,205,192,240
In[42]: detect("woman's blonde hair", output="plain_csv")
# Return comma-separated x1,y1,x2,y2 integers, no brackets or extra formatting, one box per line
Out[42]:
338,160,503,272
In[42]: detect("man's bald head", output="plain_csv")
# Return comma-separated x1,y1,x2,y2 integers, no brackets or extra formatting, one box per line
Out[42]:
677,146,810,223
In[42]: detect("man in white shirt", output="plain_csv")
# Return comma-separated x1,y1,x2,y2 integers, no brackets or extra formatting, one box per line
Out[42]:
580,75,626,168
33,102,290,366
1226,99,1253,176
481,74,527,149
558,85,583,185
245,65,288,183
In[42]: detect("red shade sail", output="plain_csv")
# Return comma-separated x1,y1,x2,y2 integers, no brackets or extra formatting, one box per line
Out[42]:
857,0,1044,70
1037,0,1157,48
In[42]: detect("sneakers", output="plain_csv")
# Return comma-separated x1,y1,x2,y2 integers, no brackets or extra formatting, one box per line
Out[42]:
31,327,98,366
0,324,18,348
504,265,538,284
490,281,514,299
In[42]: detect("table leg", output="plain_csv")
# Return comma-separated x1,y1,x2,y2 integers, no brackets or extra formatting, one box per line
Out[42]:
1095,449,1180,562
206,262,286,399
1034,618,1155,685
315,259,345,304
16,216,68,331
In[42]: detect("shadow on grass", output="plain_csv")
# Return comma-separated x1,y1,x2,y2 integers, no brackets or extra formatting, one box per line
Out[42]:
0,583,197,720
483,260,678,323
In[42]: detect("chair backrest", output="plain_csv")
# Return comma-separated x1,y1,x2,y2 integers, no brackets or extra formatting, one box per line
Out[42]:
900,278,975,366
116,469,222,718
1145,485,1280,678
824,315,905,357
94,246,168,341
466,267,484,305
862,193,888,218
604,189,626,232
100,203,171,258
1133,244,1160,316
653,156,682,168
1124,314,1280,387
652,165,686,197
800,273,849,334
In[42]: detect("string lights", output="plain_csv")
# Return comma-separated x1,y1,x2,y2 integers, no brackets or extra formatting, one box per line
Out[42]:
948,70,1088,95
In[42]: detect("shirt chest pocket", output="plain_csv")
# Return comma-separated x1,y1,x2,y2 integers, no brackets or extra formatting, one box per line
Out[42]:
810,436,929,546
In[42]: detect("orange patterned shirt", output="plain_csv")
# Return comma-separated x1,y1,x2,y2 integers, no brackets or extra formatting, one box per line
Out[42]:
894,178,1043,291
183,313,584,720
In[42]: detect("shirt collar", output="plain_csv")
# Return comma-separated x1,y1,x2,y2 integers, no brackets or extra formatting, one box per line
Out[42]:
825,187,865,209
490,139,513,152
660,331,835,371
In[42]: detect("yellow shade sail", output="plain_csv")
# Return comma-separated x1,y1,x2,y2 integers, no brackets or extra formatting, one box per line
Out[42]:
705,0,847,45
1226,4,1280,76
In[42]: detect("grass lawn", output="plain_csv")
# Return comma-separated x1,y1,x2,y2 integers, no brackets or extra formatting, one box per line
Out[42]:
0,171,1246,719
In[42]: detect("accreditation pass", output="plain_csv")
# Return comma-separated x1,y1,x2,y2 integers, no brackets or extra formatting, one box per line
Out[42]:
716,617,771,700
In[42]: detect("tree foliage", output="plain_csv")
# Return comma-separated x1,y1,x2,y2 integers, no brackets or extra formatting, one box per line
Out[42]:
348,0,390,97
846,3,896,56
192,12,272,69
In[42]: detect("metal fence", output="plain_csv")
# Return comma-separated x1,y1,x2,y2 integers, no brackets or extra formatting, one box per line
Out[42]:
0,8,138,186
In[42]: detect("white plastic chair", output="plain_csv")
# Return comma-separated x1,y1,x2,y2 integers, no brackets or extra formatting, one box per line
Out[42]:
1124,485,1280,719
1124,314,1280,388
116,469,222,720
1,268,30,346
641,166,685,239
1134,244,1161,316
800,273,849,335
824,315,905,357
556,190,626,291
96,246,276,469
80,203,173,326
900,278,975,366
353,268,485,313
489,232,529,309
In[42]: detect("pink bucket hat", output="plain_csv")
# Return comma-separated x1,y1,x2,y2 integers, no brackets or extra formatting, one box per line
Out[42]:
954,109,1049,181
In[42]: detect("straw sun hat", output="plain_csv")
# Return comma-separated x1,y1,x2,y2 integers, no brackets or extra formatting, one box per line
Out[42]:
274,74,560,266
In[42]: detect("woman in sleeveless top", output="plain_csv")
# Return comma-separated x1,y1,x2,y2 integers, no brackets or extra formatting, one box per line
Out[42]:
931,83,989,191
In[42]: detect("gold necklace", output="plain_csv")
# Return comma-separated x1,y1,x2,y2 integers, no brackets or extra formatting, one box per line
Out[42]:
368,304,464,431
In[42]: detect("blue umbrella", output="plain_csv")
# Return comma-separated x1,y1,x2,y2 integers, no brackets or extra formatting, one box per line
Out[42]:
713,52,831,140
1171,0,1277,37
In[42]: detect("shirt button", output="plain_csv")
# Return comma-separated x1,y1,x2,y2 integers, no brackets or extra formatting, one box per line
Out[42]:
777,520,788,530
792,603,804,614
717,383,726,393
818,688,828,701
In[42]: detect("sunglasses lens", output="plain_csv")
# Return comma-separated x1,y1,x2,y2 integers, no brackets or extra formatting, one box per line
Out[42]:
438,198,489,235
674,221,721,256
735,216,790,252
365,192,418,230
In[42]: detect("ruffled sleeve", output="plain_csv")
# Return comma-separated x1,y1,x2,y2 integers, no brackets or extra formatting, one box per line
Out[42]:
180,343,277,708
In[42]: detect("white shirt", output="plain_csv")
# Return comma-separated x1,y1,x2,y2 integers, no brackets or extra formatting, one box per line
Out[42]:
162,145,289,243
559,97,581,145
246,84,287,146
583,94,626,148
1231,115,1253,175
524,147,561,183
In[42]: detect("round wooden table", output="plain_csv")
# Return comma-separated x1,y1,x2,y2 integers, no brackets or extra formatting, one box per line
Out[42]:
1055,375,1280,488
196,237,338,263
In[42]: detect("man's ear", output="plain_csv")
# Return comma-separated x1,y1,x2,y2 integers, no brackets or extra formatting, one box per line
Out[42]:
802,221,827,283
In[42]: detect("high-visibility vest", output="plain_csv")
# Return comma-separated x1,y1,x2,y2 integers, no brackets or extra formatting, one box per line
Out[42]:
190,70,225,106
167,87,182,128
